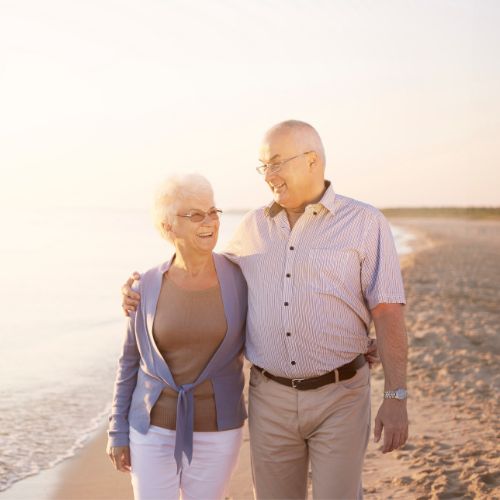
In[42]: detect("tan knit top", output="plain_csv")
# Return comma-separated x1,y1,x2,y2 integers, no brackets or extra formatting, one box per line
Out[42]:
150,273,232,432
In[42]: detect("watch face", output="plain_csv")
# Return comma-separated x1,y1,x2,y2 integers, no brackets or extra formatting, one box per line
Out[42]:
395,388,407,400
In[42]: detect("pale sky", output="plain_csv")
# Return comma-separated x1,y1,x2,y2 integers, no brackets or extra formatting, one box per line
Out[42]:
1,0,499,210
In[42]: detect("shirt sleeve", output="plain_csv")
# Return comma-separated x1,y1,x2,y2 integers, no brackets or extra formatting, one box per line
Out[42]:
107,281,141,448
361,213,406,310
220,216,246,264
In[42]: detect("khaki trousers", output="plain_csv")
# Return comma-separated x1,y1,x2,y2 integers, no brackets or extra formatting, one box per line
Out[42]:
248,363,371,500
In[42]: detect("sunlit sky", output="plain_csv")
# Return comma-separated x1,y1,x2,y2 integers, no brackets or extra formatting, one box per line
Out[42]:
1,0,499,210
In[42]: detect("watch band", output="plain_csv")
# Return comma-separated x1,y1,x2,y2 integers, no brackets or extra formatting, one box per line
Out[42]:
384,388,407,400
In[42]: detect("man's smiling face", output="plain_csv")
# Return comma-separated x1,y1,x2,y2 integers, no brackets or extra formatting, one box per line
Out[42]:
259,129,311,209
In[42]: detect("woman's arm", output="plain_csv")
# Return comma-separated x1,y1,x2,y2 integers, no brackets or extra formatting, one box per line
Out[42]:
107,301,141,470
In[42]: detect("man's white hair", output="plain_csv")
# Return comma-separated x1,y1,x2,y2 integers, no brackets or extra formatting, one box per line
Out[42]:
150,173,215,245
266,120,326,167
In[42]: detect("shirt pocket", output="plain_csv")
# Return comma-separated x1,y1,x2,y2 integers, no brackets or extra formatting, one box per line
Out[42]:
308,249,348,293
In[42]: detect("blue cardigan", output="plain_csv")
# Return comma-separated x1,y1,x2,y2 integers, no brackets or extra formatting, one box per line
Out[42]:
108,253,248,472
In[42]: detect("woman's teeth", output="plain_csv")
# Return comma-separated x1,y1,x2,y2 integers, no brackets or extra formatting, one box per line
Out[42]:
197,232,213,238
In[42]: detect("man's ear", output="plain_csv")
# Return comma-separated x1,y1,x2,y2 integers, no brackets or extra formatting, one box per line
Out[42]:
307,151,320,172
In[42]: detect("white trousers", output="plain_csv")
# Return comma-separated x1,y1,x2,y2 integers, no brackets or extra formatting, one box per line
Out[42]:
129,425,244,500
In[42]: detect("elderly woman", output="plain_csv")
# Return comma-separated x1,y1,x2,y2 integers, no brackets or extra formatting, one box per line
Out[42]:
107,173,247,499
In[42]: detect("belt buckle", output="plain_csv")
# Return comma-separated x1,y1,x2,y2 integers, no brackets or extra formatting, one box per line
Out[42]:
291,378,305,389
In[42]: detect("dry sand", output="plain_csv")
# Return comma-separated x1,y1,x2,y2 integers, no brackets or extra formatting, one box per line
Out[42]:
362,218,500,500
3,218,499,500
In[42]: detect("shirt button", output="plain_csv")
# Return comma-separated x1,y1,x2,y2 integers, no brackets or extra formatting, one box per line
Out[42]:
291,361,296,365
284,302,289,306
286,273,291,278
313,211,317,215
289,246,294,250
286,332,291,337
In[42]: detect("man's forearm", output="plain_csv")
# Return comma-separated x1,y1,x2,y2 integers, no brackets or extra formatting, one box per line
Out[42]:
371,303,408,390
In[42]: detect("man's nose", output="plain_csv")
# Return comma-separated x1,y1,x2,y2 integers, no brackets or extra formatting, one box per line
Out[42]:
264,166,276,183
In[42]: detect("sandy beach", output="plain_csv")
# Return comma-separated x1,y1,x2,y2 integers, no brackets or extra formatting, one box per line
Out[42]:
363,218,500,500
3,218,500,500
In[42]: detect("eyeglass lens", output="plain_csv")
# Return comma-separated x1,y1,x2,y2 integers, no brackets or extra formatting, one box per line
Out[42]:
257,164,276,175
190,211,221,222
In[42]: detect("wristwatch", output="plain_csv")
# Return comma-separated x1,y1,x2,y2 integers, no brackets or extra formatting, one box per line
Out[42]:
384,388,407,401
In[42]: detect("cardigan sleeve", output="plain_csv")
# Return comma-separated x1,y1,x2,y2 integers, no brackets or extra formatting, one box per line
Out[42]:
107,283,141,448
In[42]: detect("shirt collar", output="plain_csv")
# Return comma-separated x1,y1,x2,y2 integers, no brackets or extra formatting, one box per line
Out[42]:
264,180,336,218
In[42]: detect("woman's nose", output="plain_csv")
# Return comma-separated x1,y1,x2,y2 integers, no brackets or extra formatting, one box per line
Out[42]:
201,213,213,224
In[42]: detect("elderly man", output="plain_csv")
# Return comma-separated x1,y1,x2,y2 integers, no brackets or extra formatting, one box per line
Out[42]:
122,120,408,499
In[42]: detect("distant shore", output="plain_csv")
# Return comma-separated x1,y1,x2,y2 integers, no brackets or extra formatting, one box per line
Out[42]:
381,207,500,219
227,206,500,220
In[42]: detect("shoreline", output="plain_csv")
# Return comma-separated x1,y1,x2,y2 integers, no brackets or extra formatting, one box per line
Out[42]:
1,419,133,500
1,360,255,500
390,221,434,271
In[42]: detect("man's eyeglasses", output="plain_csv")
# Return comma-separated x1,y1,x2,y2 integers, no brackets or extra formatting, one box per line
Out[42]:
256,152,311,176
176,209,223,223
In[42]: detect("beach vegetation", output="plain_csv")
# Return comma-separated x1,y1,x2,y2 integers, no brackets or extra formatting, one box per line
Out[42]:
380,207,500,220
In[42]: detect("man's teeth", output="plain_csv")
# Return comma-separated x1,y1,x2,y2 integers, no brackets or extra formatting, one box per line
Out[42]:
273,183,285,190
197,232,213,237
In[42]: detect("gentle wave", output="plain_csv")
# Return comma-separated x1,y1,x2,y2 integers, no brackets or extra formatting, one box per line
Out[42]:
0,370,115,492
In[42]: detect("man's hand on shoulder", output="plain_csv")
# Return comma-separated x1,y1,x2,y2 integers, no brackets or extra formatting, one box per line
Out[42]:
374,398,409,453
121,272,141,317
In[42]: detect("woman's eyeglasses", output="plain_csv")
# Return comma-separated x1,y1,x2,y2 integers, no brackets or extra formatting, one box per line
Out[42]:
176,209,223,223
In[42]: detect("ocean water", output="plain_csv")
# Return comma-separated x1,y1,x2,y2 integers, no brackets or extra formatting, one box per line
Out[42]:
0,207,413,492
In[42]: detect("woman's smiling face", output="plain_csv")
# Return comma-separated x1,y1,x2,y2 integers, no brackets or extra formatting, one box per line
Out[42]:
166,198,220,254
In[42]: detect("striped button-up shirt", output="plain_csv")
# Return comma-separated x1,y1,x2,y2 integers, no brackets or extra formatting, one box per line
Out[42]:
222,181,406,379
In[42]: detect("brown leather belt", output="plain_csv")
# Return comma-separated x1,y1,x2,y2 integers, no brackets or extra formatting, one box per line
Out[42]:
253,354,366,391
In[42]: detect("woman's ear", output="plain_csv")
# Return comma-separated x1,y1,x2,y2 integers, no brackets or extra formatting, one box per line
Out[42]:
162,221,175,241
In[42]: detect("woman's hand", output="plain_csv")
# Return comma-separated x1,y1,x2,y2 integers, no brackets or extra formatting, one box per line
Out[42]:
121,272,141,317
365,338,381,369
107,445,131,473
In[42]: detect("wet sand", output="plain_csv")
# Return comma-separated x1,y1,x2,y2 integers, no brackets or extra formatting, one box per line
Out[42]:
4,218,499,500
